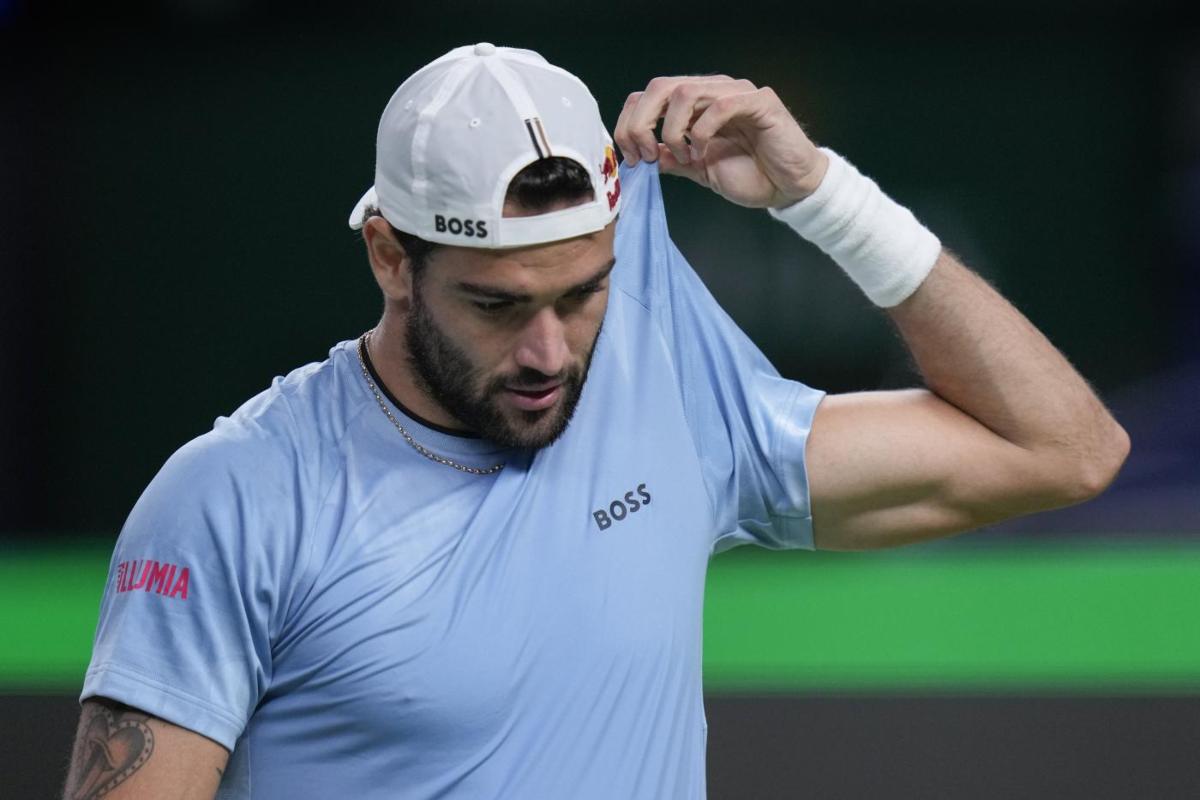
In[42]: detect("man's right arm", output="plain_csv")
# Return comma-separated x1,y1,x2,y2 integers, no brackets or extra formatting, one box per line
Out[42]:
62,697,228,800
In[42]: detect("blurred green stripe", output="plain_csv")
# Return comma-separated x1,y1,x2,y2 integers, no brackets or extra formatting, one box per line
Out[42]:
3,542,1199,693
1,543,113,692
703,545,1200,692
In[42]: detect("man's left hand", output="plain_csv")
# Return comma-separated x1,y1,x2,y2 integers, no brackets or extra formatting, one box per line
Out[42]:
613,75,828,208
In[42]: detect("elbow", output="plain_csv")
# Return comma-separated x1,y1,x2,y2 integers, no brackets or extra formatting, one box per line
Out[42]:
1083,418,1132,498
1057,419,1131,504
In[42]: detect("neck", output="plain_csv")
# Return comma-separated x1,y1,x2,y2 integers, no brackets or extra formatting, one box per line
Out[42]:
367,312,469,433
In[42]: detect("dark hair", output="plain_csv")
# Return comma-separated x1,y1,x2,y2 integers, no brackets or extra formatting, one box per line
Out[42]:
503,155,594,214
362,156,594,278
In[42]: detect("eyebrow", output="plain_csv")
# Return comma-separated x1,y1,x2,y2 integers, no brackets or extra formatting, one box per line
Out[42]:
456,257,617,303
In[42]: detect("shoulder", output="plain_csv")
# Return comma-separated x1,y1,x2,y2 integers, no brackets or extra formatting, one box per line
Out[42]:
220,339,366,454
134,340,369,539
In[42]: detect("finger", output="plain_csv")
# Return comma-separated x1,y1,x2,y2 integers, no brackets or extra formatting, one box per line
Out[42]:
623,75,736,163
627,77,677,162
689,87,779,158
613,91,645,166
660,79,756,164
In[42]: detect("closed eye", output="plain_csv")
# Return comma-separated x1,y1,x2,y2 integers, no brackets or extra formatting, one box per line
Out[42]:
473,299,515,313
457,258,615,315
472,283,604,313
565,281,607,300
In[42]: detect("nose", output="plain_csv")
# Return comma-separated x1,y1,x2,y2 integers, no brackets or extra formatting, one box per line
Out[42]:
513,307,569,378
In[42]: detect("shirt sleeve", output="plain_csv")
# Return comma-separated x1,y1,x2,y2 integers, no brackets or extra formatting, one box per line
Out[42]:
613,162,826,554
80,419,304,750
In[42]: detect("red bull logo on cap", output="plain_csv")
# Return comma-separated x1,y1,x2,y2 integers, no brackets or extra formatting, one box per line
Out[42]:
600,145,620,211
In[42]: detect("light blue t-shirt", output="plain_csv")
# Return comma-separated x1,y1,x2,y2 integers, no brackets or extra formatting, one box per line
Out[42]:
82,162,825,799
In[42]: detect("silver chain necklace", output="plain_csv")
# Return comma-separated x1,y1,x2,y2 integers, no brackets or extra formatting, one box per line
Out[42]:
357,331,505,476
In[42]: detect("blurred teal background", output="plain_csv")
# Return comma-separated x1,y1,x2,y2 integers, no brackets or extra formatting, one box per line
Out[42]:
1,1,1197,797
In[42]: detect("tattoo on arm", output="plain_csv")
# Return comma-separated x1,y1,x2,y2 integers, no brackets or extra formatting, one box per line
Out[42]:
64,700,155,800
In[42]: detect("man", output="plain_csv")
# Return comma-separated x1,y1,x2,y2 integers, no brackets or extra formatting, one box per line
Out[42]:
63,43,1128,799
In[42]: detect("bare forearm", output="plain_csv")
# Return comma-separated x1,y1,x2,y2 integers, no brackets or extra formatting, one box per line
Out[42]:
888,250,1129,495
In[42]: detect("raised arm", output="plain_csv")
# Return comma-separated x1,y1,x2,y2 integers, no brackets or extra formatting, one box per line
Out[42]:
62,697,227,800
614,75,1129,549
805,249,1128,549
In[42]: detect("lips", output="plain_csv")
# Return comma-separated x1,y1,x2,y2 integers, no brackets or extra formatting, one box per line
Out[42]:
504,384,562,411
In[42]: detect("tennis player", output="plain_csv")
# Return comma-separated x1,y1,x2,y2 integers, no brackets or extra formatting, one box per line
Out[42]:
62,44,1128,799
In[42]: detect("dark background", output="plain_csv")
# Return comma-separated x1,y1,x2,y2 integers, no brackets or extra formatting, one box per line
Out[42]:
2,0,1196,536
2,1,1198,797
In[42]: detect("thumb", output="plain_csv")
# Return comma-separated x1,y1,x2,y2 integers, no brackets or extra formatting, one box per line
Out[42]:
654,143,709,186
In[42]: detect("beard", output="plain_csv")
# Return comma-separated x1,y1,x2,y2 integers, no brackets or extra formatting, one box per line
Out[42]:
405,285,600,449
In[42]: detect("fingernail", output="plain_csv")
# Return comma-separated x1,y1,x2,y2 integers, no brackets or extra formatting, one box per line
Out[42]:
688,144,701,162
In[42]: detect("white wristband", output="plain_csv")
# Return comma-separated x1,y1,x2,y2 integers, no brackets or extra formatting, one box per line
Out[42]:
768,148,941,308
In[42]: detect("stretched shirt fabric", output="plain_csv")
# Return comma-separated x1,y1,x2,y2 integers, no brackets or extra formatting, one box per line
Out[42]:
82,162,826,799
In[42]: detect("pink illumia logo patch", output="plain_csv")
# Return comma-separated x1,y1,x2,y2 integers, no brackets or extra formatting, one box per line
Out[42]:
115,559,190,600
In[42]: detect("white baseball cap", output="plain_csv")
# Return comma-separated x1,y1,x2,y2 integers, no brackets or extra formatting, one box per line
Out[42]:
348,43,621,248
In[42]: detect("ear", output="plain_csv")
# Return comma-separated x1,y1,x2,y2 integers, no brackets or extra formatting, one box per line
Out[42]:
363,217,413,304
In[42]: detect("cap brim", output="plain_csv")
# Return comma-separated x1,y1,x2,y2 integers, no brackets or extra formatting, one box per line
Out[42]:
348,185,378,230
